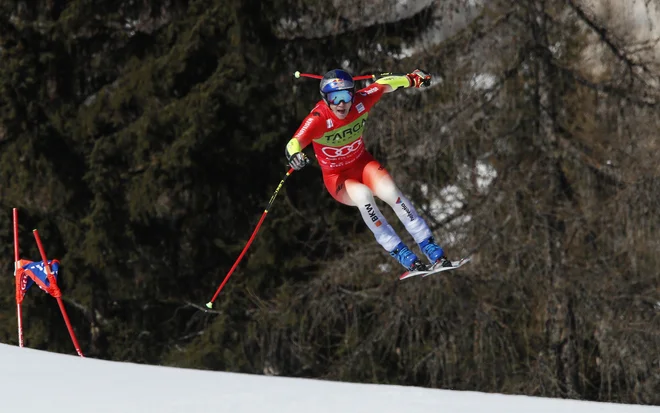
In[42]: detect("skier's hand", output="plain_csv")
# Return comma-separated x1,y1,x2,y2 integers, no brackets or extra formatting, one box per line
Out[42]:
406,69,432,88
287,152,310,171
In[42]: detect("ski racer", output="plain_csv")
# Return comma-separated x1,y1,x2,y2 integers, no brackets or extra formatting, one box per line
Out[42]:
284,68,452,272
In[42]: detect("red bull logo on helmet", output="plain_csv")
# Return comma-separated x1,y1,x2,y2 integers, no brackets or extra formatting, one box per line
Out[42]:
331,79,351,88
328,78,351,89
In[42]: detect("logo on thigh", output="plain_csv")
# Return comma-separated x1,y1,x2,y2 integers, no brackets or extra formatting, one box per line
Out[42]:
364,203,382,227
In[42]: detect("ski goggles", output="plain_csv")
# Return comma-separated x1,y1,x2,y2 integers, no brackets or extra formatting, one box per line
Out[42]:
325,89,354,105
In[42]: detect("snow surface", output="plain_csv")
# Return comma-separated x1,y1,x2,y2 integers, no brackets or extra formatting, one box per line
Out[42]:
1,343,657,413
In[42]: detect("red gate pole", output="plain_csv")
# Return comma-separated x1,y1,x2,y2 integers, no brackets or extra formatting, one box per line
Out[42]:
13,208,24,348
32,229,84,358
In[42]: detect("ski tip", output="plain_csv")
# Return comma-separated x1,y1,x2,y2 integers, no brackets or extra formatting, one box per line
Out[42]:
205,302,213,309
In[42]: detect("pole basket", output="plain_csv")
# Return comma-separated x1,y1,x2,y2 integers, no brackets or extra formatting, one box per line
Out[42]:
12,208,84,357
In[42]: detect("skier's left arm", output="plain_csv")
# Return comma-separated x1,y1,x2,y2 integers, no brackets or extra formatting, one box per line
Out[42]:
373,69,432,93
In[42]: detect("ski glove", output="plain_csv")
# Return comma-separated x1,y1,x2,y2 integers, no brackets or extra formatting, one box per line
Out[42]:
406,69,432,88
287,151,310,171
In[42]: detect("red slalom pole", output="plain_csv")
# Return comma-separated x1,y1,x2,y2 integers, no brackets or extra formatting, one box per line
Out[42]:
293,71,374,81
206,168,295,309
13,208,24,348
33,229,84,357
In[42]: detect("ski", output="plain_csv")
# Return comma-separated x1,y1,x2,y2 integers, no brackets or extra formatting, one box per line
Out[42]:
399,257,471,280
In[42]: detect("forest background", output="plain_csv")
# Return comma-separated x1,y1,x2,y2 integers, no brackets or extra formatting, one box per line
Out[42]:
1,0,659,405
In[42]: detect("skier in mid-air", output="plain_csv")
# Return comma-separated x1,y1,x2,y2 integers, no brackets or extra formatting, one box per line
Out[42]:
284,68,452,272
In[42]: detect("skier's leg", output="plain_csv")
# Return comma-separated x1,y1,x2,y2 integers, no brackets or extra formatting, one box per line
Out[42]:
323,170,423,270
362,160,451,266
362,160,431,243
342,179,400,252
344,180,424,270
323,169,356,206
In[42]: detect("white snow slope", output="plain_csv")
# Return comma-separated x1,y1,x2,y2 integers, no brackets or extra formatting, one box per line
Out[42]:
0,343,657,413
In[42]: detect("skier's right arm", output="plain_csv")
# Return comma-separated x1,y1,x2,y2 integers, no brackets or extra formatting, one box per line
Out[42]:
285,113,321,171
285,139,309,171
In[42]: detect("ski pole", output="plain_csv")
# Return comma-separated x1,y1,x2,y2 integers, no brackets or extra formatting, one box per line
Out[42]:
294,71,374,81
206,167,295,309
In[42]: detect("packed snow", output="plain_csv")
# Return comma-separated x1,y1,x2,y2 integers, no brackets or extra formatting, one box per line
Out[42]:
1,343,657,413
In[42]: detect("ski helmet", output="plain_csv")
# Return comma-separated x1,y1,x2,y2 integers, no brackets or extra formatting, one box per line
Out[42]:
320,69,355,106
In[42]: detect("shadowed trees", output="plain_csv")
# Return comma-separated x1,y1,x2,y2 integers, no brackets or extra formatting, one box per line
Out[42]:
0,0,658,405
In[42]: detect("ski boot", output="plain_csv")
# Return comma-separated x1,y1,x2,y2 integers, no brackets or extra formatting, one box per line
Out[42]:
419,237,452,269
389,242,427,271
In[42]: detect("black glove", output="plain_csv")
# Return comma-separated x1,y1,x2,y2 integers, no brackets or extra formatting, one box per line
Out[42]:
286,151,310,171
406,69,432,88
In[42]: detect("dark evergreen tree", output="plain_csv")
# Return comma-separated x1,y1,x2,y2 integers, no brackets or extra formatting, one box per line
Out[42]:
0,0,658,406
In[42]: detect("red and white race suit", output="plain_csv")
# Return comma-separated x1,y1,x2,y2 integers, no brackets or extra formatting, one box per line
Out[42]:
290,82,433,253
293,83,386,173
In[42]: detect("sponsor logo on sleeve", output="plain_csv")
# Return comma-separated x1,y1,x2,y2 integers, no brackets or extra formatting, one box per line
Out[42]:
294,118,314,137
359,86,379,96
